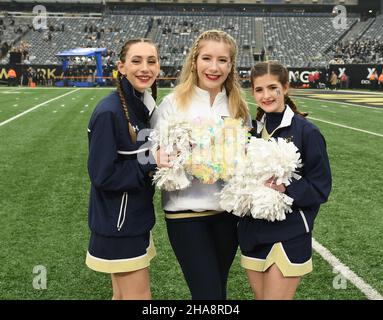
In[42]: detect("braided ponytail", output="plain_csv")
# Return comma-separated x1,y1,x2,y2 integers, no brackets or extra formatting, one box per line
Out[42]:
190,36,202,73
285,95,308,118
116,71,137,143
255,107,265,121
151,81,157,101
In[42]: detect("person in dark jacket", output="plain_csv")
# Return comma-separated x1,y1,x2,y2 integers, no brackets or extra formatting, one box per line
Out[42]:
238,61,332,300
85,38,169,300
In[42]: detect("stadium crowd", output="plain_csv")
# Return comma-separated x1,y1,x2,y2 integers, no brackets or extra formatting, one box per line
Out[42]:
330,39,383,64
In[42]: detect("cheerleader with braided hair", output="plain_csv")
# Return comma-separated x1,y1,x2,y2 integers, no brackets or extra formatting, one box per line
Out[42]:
85,39,168,300
155,30,250,299
239,60,332,299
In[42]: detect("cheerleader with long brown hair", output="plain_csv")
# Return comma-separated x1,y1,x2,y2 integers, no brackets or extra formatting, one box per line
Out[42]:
85,38,168,300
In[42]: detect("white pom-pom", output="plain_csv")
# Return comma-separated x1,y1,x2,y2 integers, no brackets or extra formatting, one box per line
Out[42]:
219,136,302,221
246,137,302,185
152,166,192,191
273,138,302,186
151,116,194,191
249,185,293,222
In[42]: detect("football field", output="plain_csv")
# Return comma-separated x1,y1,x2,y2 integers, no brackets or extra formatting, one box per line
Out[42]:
0,86,382,300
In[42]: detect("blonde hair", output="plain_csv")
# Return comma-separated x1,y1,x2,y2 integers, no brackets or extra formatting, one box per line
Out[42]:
174,30,249,123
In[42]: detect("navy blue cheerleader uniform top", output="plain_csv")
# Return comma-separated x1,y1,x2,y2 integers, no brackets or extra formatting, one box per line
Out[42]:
240,106,332,246
87,77,157,237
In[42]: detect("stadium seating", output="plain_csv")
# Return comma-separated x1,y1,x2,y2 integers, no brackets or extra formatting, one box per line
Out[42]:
3,10,381,68
360,15,383,41
264,16,357,67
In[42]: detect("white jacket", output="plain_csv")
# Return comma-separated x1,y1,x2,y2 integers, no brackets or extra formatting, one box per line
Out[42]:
156,85,248,212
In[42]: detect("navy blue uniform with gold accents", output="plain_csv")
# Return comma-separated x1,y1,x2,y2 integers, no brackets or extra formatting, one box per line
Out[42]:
85,78,157,273
239,106,332,276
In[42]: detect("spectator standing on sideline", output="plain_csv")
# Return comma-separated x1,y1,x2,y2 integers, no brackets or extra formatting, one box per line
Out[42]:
7,67,17,86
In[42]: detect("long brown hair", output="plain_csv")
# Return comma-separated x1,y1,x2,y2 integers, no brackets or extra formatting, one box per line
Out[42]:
174,30,249,123
250,61,308,121
116,38,159,143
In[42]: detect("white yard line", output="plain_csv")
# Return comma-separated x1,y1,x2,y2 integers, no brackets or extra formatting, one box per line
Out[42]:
324,89,383,95
313,239,383,300
293,96,383,111
0,89,80,127
290,89,383,95
247,101,383,137
308,117,383,137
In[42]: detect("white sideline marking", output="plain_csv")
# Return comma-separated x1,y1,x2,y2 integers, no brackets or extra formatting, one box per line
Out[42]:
247,101,383,137
313,238,383,300
0,89,80,127
308,117,383,138
289,89,383,96
294,96,383,111
324,89,383,95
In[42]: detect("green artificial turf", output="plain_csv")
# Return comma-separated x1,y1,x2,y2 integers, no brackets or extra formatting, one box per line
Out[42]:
0,87,381,300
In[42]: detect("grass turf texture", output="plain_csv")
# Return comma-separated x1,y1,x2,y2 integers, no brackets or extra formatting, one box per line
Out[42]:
0,87,380,299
